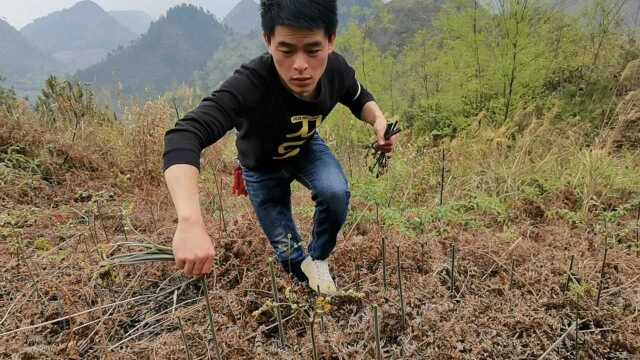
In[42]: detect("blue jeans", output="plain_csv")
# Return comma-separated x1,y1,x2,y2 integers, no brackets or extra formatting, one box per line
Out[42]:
242,134,350,278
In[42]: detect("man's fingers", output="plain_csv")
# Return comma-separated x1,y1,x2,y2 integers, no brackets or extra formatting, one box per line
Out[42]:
194,257,211,276
202,256,215,275
175,259,186,271
183,260,196,277
375,143,394,152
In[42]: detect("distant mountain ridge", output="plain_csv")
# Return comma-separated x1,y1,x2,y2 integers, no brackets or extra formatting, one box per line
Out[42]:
223,0,260,35
0,18,59,77
109,10,153,35
20,0,137,72
76,4,229,97
0,18,63,100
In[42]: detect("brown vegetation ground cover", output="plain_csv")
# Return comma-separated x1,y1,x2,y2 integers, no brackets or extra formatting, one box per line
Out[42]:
0,105,639,359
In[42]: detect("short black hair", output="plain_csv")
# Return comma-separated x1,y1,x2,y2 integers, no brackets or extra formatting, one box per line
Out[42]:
260,0,338,39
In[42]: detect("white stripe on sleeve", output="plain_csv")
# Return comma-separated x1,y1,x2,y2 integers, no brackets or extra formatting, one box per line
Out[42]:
351,82,362,102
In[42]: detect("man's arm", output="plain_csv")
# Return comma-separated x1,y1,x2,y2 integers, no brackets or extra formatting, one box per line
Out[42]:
361,101,396,153
333,53,397,152
163,63,265,277
164,164,214,277
163,95,234,277
163,71,254,276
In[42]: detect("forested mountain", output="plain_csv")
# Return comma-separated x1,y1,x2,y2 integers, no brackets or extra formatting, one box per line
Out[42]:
76,4,229,98
368,0,445,50
193,34,264,92
20,0,137,72
555,0,640,27
338,0,374,26
0,19,59,78
109,10,153,35
193,0,378,93
223,0,260,35
221,0,377,36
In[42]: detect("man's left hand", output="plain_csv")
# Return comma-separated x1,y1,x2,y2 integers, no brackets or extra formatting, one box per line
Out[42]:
374,117,398,154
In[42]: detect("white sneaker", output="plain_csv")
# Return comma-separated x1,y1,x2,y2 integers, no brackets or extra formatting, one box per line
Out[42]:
301,256,337,295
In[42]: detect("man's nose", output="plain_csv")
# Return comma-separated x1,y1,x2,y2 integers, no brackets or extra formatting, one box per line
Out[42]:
293,54,308,72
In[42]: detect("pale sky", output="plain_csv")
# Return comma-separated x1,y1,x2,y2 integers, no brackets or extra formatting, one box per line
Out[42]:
0,0,245,29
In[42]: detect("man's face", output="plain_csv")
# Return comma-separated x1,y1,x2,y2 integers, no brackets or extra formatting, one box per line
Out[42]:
265,25,336,100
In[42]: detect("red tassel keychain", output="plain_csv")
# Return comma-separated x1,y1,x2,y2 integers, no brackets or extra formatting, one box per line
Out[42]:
232,160,248,196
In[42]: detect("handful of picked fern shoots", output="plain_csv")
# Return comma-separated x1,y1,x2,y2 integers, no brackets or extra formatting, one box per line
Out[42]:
366,121,402,178
103,242,175,266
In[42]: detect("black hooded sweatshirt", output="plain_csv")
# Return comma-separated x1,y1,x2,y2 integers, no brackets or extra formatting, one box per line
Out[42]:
163,51,374,171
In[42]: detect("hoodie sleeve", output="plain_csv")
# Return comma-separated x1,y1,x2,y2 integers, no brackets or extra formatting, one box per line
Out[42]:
162,64,262,171
335,53,375,120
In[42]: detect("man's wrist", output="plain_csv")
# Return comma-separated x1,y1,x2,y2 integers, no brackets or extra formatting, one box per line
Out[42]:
372,116,387,137
373,115,386,127
178,214,204,226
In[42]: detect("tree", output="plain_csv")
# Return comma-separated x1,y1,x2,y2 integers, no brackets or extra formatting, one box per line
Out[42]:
0,75,18,114
581,0,627,67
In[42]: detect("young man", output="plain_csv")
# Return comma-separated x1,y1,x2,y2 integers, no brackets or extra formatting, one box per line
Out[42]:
163,0,397,295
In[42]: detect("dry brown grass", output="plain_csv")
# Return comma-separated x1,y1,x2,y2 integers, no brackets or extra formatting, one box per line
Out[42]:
608,90,640,151
0,101,639,359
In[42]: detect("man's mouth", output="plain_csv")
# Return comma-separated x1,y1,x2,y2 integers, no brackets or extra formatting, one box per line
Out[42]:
291,77,312,86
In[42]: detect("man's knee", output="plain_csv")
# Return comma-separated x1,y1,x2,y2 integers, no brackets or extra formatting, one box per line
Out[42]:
316,185,350,213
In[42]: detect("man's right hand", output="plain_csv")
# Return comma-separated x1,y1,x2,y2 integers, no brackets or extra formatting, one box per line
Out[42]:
172,218,215,277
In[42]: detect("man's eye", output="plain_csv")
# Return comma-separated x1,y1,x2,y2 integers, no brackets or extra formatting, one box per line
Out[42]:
308,49,321,55
281,49,293,55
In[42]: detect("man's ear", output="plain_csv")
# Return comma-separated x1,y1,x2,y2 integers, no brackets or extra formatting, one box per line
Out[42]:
263,33,272,54
327,33,336,53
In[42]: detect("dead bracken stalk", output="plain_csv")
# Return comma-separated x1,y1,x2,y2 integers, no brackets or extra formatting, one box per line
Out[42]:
317,285,325,333
287,233,292,275
382,235,388,292
420,241,426,273
177,317,193,360
596,244,609,307
89,211,100,250
636,207,639,258
96,201,110,246
396,245,406,330
575,306,580,360
310,311,319,360
269,258,286,346
90,210,97,243
213,172,227,233
202,274,223,360
450,243,456,296
219,177,227,233
439,147,445,207
25,259,43,305
536,321,577,360
373,305,382,360
563,255,575,294
509,258,516,290
119,214,128,242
